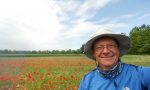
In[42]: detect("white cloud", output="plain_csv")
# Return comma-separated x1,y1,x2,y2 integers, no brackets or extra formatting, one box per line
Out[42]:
54,0,117,38
0,0,63,50
119,14,135,19
47,0,118,50
0,0,144,50
76,0,111,21
54,0,113,23
138,13,150,20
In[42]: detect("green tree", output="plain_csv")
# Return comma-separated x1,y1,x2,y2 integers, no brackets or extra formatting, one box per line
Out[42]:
128,24,150,54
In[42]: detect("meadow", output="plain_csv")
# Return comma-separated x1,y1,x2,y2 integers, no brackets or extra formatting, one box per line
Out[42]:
0,55,150,90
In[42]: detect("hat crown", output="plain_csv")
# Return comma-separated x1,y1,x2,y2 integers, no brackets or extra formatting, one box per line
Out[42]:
90,29,114,39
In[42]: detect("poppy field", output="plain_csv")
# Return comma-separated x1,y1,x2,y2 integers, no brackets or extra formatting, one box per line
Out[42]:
0,56,95,90
0,55,150,90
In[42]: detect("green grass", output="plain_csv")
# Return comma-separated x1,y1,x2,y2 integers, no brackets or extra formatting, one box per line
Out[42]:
121,55,150,66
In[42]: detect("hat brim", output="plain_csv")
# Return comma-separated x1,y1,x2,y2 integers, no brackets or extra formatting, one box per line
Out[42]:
84,34,130,60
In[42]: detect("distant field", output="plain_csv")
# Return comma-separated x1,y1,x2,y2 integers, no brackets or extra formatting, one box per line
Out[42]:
0,55,150,90
121,55,150,66
0,54,83,57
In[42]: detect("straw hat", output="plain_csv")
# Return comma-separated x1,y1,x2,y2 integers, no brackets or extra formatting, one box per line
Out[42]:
84,29,131,60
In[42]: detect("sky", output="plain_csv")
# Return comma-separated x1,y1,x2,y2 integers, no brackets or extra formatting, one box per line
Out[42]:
0,0,150,51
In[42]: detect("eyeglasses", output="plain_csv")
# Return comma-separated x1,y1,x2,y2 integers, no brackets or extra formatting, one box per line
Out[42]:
94,44,118,52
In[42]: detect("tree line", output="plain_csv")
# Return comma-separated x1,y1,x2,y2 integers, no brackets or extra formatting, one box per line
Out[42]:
0,45,84,54
128,24,150,55
0,24,150,55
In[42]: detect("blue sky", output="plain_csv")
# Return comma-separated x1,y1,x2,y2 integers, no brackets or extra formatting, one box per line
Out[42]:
0,0,150,50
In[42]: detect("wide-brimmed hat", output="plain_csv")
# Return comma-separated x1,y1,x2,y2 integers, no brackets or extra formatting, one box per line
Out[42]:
84,29,131,60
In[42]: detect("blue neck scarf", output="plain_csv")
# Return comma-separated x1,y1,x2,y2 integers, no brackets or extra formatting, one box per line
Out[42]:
97,60,123,79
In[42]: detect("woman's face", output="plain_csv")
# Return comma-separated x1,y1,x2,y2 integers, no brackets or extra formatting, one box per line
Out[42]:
93,37,120,70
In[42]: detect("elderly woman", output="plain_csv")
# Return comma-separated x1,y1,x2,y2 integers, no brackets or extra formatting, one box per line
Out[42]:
78,29,150,90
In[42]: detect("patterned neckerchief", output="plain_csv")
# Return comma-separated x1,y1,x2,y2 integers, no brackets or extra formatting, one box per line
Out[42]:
97,60,123,79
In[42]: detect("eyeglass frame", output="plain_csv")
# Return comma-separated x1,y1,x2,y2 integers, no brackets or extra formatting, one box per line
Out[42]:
93,44,119,53
92,37,119,53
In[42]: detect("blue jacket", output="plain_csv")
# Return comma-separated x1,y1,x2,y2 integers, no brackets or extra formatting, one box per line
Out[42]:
79,62,150,90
